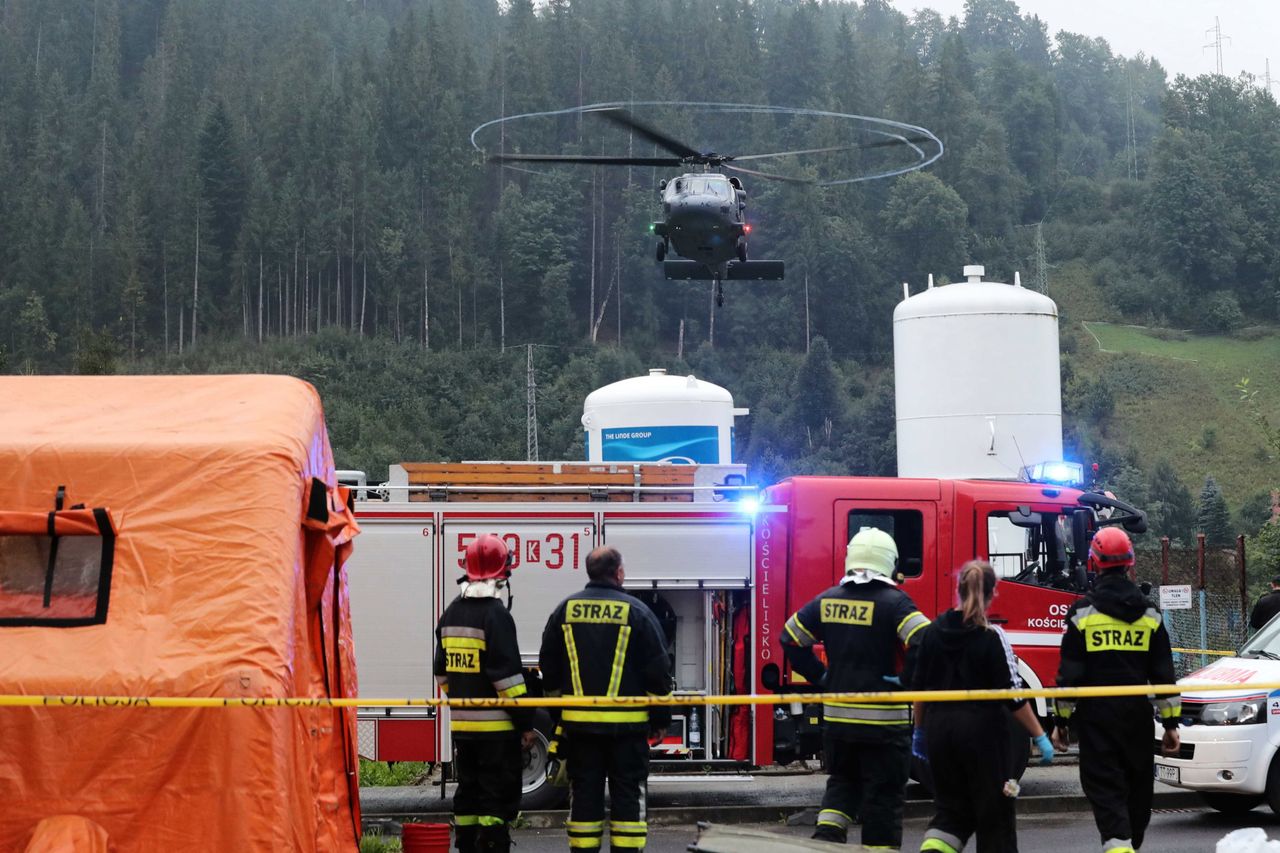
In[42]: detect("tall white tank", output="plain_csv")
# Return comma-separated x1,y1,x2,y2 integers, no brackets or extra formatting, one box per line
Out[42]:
894,265,1062,480
582,369,748,464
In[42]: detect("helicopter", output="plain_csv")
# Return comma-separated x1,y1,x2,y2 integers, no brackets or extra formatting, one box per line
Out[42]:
488,108,928,307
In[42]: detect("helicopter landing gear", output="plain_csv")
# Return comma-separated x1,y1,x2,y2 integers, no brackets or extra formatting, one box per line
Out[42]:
714,277,724,308
736,241,748,263
656,240,667,262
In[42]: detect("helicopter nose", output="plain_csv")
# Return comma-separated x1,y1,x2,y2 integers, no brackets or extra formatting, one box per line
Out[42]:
668,199,721,229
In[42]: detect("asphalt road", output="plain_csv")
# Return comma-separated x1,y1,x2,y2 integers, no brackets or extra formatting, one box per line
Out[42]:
503,809,1280,852
365,755,1103,817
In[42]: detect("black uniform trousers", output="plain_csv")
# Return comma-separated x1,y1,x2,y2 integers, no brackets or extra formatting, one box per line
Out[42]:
453,736,523,852
1076,699,1155,850
921,705,1018,853
564,731,650,850
814,730,910,848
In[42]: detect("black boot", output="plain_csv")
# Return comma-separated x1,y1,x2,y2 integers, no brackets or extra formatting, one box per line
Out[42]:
811,825,847,844
476,823,511,853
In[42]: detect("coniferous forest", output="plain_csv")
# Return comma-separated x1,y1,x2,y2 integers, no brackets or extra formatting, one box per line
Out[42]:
4,0,1280,544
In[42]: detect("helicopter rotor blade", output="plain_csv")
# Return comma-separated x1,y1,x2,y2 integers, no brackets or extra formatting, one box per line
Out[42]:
488,153,683,167
731,135,934,162
587,108,703,160
722,163,818,184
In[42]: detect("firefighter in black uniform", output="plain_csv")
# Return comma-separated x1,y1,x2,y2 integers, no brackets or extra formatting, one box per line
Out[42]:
539,546,674,853
781,526,930,850
1053,527,1181,853
435,534,536,853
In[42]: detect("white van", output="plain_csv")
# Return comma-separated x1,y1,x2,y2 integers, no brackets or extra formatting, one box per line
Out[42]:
1153,619,1280,814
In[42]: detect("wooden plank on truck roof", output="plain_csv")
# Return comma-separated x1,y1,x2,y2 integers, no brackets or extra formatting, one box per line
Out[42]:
402,462,641,476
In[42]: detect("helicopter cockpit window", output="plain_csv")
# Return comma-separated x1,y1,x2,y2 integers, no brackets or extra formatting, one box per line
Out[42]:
671,177,732,198
703,179,731,199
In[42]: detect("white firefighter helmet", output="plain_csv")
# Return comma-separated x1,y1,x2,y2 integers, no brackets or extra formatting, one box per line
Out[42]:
844,526,899,584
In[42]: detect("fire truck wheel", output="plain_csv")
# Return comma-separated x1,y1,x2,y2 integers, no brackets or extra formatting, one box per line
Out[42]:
1202,792,1263,814
520,710,568,811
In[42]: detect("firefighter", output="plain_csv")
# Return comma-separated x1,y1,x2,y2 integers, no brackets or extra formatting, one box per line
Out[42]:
1052,527,1181,853
911,560,1054,853
539,546,674,853
1249,575,1280,631
434,534,536,853
781,526,930,850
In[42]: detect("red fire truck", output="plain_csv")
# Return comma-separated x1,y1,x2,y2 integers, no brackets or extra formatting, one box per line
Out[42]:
345,461,1145,807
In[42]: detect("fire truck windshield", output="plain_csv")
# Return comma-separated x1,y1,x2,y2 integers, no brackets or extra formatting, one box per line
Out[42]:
986,510,1084,591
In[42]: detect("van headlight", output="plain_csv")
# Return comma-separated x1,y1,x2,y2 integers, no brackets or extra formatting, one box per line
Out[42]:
1201,700,1264,726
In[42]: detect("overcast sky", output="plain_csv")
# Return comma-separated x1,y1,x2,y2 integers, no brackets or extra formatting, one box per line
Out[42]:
895,0,1279,84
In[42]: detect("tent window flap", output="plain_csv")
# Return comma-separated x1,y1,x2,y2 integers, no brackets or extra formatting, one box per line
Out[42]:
0,507,116,627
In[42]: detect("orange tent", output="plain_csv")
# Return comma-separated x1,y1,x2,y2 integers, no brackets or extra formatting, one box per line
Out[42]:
0,375,361,851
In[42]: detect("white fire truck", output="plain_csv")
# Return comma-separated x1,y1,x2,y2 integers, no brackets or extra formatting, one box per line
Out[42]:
344,459,1147,808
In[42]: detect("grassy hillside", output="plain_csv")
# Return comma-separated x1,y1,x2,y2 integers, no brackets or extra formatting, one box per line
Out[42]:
1051,261,1280,513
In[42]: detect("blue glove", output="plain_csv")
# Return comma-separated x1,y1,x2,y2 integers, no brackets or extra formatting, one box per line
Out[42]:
911,728,928,763
882,675,901,686
1034,732,1054,765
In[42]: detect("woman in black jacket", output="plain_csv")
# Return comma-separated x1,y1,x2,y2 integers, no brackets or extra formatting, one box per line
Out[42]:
911,561,1054,853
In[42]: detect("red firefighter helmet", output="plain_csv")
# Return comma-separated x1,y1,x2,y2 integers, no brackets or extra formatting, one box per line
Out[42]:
1088,527,1135,573
465,534,512,582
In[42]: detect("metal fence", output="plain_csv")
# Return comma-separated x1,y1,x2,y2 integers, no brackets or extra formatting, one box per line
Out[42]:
1133,534,1249,677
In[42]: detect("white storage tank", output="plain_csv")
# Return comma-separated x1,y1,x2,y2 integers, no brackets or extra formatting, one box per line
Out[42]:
582,369,748,464
894,265,1063,480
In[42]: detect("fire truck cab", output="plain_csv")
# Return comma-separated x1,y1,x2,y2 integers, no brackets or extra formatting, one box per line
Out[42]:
345,462,1145,808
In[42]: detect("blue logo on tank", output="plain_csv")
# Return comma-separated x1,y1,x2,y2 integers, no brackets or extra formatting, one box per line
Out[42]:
601,425,719,464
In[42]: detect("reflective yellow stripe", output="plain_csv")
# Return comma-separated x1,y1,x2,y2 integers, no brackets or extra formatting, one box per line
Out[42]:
441,636,487,651
563,624,584,696
567,821,604,831
455,815,479,826
787,614,817,643
610,821,647,831
568,838,602,849
826,702,910,709
784,623,805,645
452,719,516,732
562,708,650,723
477,816,504,826
824,717,911,726
499,683,528,699
607,625,631,697
609,837,646,848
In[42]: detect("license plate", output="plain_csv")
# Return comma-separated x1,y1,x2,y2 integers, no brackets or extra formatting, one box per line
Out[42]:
1155,764,1180,784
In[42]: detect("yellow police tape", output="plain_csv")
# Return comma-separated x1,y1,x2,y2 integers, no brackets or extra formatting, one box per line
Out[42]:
1172,648,1236,657
0,679,1276,710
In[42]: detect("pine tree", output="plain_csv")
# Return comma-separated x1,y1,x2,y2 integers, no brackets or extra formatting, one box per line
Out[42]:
1148,459,1194,544
1197,476,1234,547
793,336,842,448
